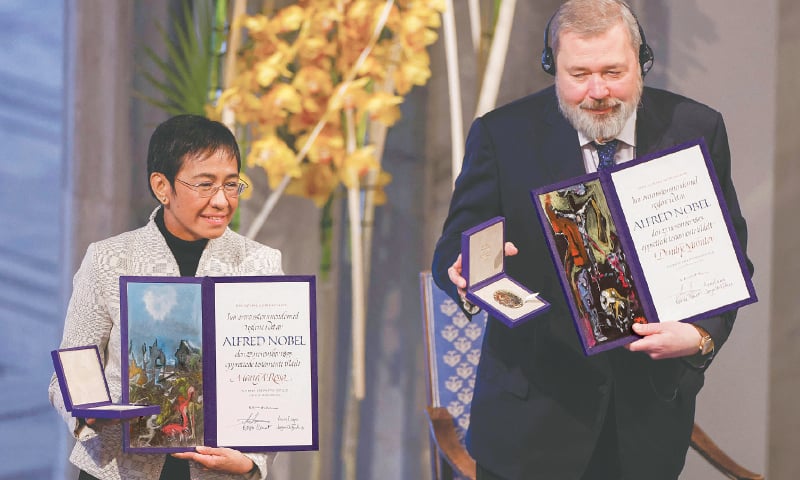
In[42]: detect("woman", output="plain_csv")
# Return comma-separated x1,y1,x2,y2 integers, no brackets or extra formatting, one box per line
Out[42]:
49,115,280,479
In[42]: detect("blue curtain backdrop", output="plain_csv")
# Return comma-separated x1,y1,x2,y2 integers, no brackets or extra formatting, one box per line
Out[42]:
0,1,67,478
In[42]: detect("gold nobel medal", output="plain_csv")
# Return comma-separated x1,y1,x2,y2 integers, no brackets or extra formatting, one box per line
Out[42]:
493,289,524,308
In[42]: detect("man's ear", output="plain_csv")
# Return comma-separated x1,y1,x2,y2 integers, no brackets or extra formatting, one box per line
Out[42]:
150,172,170,204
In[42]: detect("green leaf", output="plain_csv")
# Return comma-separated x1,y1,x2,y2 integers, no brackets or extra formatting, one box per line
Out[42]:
135,0,220,116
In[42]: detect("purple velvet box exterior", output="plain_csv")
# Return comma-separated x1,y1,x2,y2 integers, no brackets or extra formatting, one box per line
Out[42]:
52,345,161,419
461,216,551,328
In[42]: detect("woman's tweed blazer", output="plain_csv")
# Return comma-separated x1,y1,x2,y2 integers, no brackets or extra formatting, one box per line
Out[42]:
49,209,282,480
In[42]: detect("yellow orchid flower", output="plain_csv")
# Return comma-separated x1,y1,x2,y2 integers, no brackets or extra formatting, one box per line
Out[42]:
402,2,445,28
394,51,432,94
293,65,334,98
297,125,346,167
327,78,371,113
248,136,301,189
341,145,379,189
288,97,332,135
345,0,376,28
366,170,393,206
356,51,389,80
296,36,338,65
271,5,306,33
254,51,292,88
286,163,339,207
363,92,403,126
215,87,262,125
241,14,271,37
258,83,302,127
311,6,342,35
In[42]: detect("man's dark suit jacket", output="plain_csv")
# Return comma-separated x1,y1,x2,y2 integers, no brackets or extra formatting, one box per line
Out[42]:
432,85,752,480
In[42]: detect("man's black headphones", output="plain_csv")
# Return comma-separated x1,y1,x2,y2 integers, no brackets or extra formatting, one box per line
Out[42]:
540,2,654,77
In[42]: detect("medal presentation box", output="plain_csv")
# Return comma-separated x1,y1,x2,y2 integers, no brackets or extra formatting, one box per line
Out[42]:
461,216,551,327
531,139,757,355
51,345,161,419
120,275,318,453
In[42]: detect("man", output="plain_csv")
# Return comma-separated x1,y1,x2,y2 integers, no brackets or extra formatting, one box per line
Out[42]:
431,1,752,479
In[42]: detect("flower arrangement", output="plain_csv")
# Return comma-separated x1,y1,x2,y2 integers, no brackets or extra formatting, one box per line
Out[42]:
214,0,445,212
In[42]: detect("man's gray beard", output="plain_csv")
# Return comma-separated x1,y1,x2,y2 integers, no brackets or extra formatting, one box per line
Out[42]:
557,83,642,141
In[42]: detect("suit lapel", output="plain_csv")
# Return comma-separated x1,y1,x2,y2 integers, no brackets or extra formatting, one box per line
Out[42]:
636,89,672,156
542,99,585,182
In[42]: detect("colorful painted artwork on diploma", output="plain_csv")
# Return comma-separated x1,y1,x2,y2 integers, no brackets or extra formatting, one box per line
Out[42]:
538,180,648,347
125,282,204,450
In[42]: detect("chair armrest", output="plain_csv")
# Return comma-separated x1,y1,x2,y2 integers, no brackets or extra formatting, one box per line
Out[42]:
690,423,764,480
425,406,477,480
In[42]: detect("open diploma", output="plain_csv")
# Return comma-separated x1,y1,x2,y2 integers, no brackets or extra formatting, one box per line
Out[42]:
532,139,756,355
121,275,318,453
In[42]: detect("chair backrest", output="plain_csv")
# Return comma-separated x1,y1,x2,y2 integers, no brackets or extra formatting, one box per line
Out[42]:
420,271,487,479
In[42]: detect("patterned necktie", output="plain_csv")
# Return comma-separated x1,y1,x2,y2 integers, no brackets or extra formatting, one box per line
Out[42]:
594,139,619,172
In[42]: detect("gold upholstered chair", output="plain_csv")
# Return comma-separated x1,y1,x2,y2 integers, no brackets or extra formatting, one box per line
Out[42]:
420,271,763,480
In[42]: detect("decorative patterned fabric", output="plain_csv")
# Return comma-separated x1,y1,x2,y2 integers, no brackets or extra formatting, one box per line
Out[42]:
422,272,487,479
48,208,281,480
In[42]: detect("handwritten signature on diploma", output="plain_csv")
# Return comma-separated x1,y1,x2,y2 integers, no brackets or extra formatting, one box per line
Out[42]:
277,415,306,432
675,271,733,305
675,281,702,305
237,411,274,431
236,411,306,432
